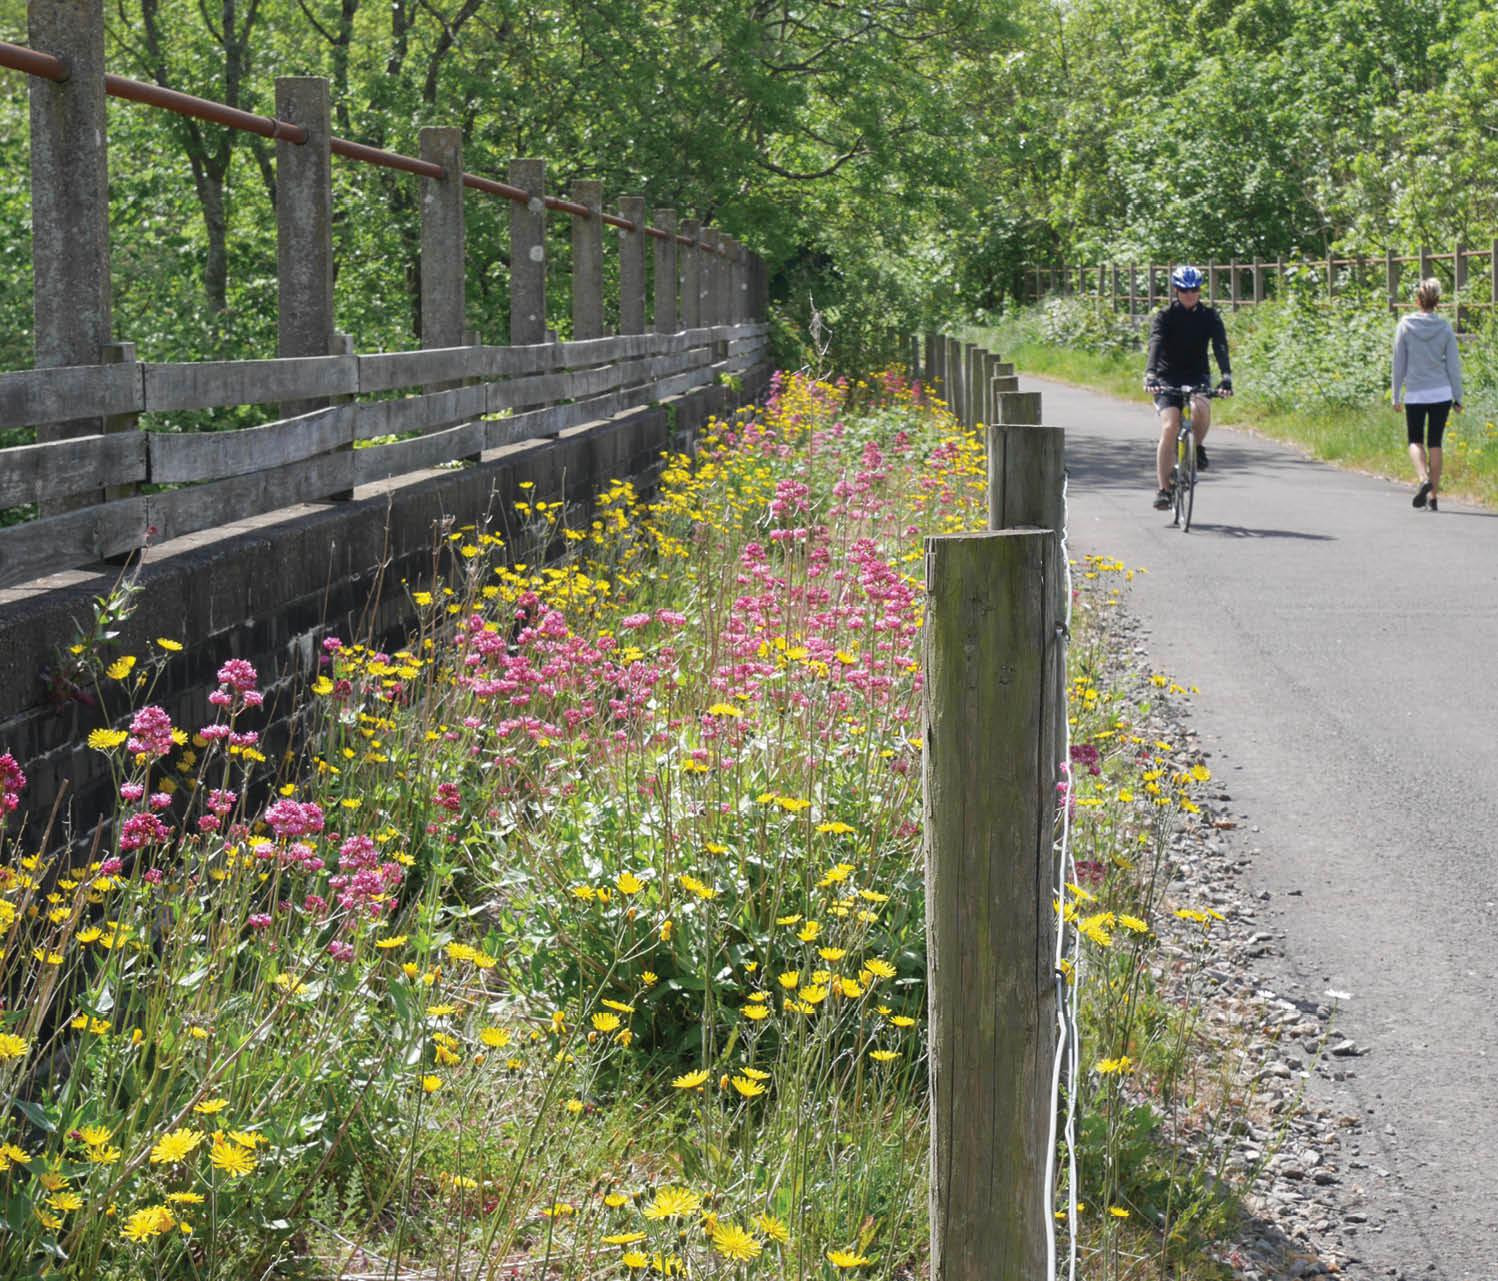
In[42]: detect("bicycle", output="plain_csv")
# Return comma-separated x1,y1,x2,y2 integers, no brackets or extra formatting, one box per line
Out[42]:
1151,383,1223,532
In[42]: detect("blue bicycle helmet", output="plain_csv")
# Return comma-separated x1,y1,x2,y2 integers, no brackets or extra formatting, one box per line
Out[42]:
1171,265,1204,290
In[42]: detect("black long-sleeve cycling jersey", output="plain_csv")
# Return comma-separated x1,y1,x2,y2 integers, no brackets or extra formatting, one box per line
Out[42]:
1145,300,1231,387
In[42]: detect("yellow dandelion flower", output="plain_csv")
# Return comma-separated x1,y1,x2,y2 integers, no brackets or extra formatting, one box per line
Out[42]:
815,821,855,834
863,958,897,980
827,1248,872,1268
192,1098,228,1115
87,728,129,751
672,1069,710,1090
0,1033,31,1062
420,1075,443,1094
105,656,137,681
209,1136,255,1177
374,935,407,950
479,1026,512,1048
711,1222,762,1261
643,1186,702,1219
591,1012,621,1033
155,638,183,652
870,1049,900,1062
121,1205,176,1241
615,871,644,895
605,1231,648,1245
754,1212,790,1243
730,1075,767,1098
149,1130,203,1164
621,1252,649,1270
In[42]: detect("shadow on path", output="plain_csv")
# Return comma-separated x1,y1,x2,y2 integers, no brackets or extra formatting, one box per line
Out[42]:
1063,432,1320,494
1183,522,1336,542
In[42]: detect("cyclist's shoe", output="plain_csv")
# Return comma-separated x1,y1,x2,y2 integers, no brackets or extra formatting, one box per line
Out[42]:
1196,444,1210,471
1153,487,1174,510
1413,481,1430,508
1427,497,1439,513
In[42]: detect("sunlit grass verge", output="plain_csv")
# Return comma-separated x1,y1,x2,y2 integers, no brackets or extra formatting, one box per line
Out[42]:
2,369,1233,1280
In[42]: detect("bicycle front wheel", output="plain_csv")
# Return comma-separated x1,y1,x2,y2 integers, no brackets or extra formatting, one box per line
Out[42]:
1180,433,1197,532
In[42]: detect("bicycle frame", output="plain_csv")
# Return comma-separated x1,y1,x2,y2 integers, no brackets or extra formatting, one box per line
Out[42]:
1160,384,1217,532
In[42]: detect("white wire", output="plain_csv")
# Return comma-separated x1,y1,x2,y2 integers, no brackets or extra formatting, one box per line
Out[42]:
1043,469,1081,1281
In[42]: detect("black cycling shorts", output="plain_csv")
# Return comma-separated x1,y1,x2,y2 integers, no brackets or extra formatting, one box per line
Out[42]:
1154,388,1207,412
1405,401,1451,448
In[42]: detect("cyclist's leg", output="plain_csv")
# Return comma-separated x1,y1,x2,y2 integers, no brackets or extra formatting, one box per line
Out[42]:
1191,393,1211,443
1156,403,1181,491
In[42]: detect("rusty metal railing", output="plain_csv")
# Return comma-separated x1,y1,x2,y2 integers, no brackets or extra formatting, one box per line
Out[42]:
0,39,722,253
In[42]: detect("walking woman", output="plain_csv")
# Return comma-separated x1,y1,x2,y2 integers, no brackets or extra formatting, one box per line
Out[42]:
1392,277,1463,512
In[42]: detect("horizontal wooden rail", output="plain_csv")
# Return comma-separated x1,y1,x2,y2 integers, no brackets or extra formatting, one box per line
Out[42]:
0,322,768,589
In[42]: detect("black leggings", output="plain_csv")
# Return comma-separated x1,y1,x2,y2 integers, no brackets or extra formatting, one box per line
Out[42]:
1405,401,1451,448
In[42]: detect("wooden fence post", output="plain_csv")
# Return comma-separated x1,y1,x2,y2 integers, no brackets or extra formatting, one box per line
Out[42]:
1418,246,1432,284
1229,259,1238,310
29,0,113,496
924,333,940,392
925,527,1060,1281
419,126,465,389
571,179,604,340
1146,263,1156,312
276,77,335,422
653,208,678,333
509,159,547,345
618,195,647,335
1253,260,1264,305
998,390,1042,427
680,220,702,330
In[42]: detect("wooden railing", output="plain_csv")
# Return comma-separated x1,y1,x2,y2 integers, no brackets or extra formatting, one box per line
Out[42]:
1027,239,1498,327
0,323,768,589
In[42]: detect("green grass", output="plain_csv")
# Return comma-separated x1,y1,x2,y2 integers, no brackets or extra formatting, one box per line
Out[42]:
972,330,1498,510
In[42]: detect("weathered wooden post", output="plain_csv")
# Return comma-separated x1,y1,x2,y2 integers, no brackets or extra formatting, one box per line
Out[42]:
652,209,678,333
1418,246,1432,284
1146,263,1156,311
276,76,337,433
1491,239,1498,312
680,220,702,330
1253,260,1264,305
1454,240,1467,330
509,159,547,345
1385,248,1399,314
924,333,940,392
29,0,113,498
419,125,464,392
925,527,1060,1281
1229,259,1239,310
571,179,604,340
618,195,647,335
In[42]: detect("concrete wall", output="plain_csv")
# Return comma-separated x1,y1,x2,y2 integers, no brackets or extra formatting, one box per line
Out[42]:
0,369,770,852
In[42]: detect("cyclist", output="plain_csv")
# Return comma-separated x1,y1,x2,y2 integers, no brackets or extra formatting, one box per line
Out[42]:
1144,265,1233,509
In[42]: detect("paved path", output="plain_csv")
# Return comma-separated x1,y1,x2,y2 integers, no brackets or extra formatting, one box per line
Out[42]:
1041,376,1498,1279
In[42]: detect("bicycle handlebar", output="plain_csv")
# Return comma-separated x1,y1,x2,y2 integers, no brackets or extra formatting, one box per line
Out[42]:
1146,382,1227,398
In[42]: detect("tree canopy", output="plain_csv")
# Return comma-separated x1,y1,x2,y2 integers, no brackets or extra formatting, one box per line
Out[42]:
0,0,1494,370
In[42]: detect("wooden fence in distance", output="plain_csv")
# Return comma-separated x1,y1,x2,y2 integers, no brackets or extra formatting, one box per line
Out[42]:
1028,239,1498,329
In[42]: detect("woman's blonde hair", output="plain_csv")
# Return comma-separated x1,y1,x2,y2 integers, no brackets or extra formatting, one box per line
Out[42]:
1416,278,1442,309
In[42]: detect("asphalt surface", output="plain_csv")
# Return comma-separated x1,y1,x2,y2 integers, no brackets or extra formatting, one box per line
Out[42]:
1040,376,1498,1279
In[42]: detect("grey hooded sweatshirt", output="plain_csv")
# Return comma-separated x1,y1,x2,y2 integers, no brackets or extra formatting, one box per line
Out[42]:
1392,310,1463,404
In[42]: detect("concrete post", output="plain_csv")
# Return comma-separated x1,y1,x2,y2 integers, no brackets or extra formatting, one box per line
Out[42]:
29,0,112,472
509,159,547,345
618,195,646,335
419,127,465,356
653,210,678,332
276,77,335,420
680,220,702,329
571,180,604,341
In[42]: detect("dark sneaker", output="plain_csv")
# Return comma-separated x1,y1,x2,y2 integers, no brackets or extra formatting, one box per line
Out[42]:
1427,497,1438,512
1196,444,1210,471
1153,487,1173,510
1413,481,1430,508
